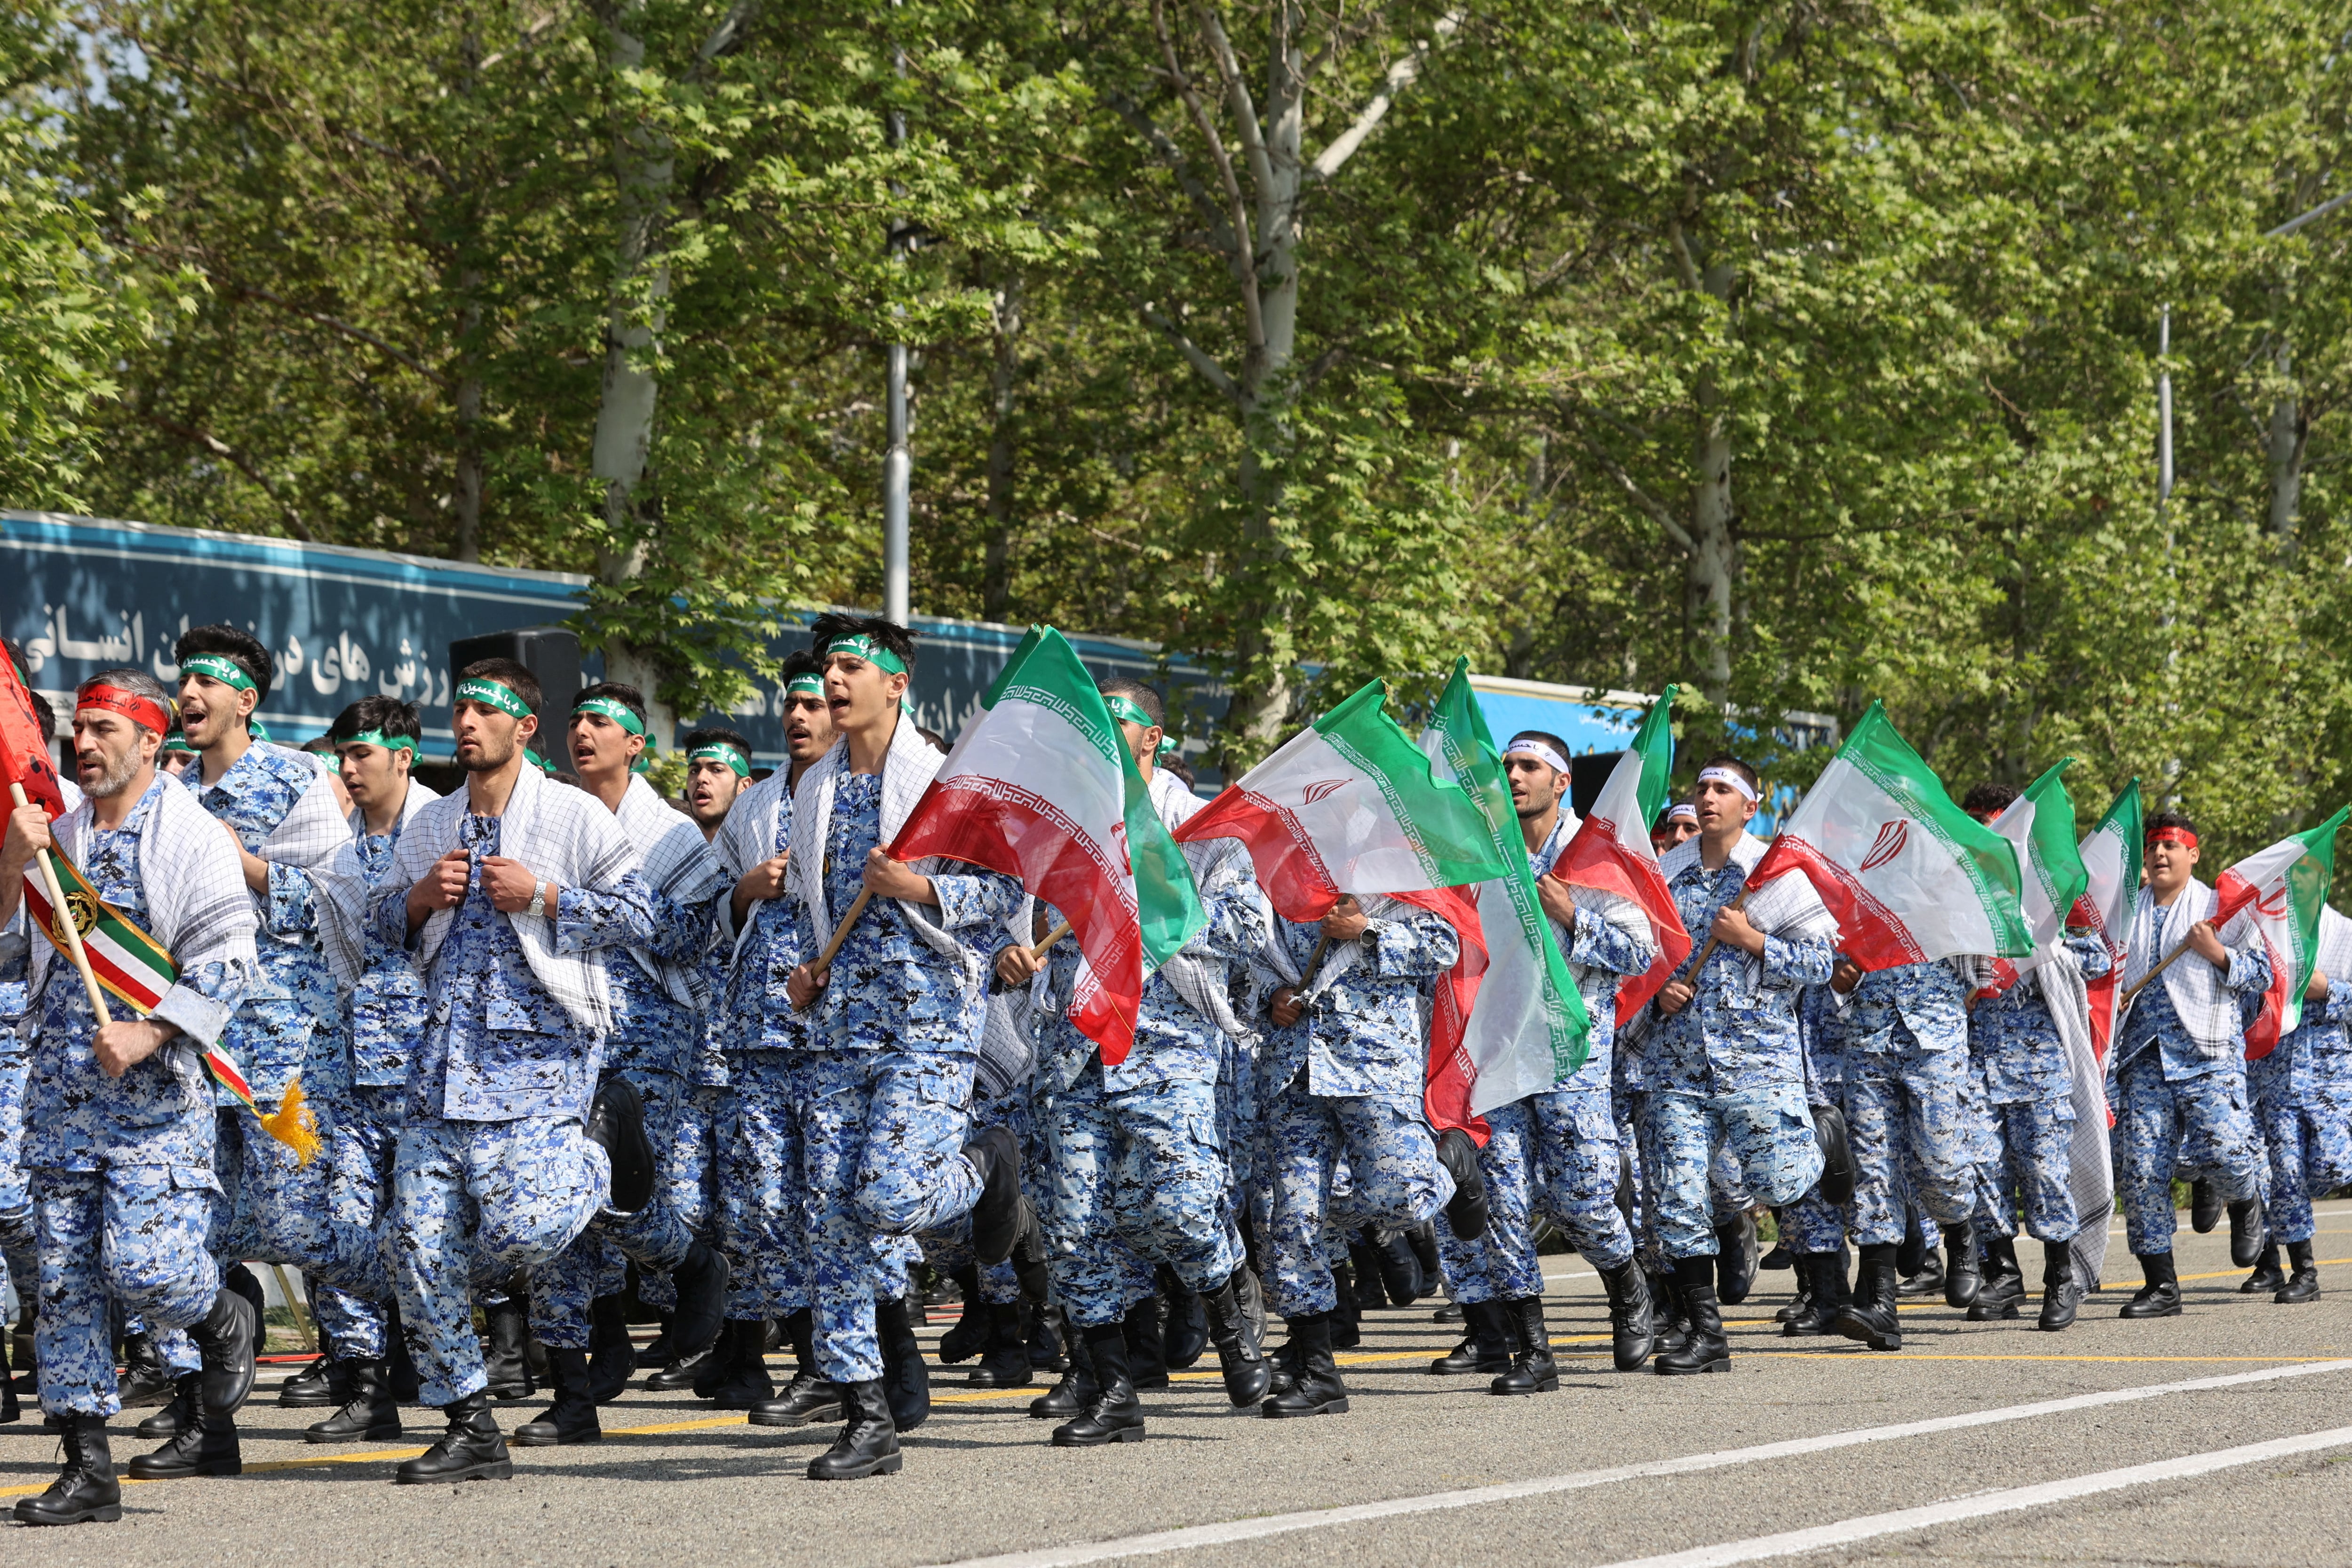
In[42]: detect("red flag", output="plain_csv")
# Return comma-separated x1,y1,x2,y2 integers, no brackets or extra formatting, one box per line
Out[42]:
0,646,67,820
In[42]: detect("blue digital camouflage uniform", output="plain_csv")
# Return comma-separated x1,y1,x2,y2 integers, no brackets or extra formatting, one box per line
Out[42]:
528,848,714,1350
796,771,1023,1384
2248,980,2352,1246
2109,913,2273,1258
914,1085,1031,1308
1841,961,1980,1247
1529,906,1650,1273
369,813,620,1406
1966,936,2112,1244
1779,981,1851,1255
717,781,811,1323
641,937,731,1316
29,776,253,1417
1030,870,1264,1327
1641,854,1833,1259
0,904,39,1320
1258,909,1459,1319
1433,1099,1542,1305
1612,1013,1663,1271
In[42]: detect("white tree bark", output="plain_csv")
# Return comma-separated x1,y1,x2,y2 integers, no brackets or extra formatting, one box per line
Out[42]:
2267,339,2304,545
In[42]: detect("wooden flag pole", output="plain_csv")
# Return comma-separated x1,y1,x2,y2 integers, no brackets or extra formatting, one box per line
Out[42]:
816,886,875,970
2118,939,2197,1008
1029,920,1073,960
11,782,111,1025
1679,889,1751,984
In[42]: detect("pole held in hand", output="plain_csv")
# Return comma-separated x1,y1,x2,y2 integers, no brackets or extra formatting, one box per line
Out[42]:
1681,888,1751,983
2118,938,2197,1007
11,782,110,1025
1030,920,1073,960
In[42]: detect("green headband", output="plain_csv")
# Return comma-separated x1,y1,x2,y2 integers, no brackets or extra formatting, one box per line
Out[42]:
528,748,556,774
691,742,751,777
785,673,825,700
825,633,908,677
248,718,271,742
1103,693,1157,731
572,696,646,737
455,677,533,720
1156,735,1180,763
179,653,257,693
342,729,418,756
163,731,197,755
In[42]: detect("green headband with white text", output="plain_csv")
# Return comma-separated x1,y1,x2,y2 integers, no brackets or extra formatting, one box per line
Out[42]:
573,696,647,737
1103,693,1157,731
454,677,533,720
825,633,908,677
343,728,418,756
179,653,257,692
691,742,751,777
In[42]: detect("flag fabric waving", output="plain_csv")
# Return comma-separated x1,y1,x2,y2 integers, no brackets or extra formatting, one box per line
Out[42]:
1551,685,1690,1026
2074,780,2142,1057
1175,677,1511,1138
1749,701,2032,968
1979,759,2092,995
2211,807,2347,1059
0,643,69,820
1421,660,1589,1117
889,626,1206,1066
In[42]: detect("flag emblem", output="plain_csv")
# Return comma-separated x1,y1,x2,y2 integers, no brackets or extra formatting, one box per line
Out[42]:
1301,779,1348,806
1860,820,1908,873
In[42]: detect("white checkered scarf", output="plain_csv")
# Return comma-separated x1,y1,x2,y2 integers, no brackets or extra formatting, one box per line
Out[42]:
2317,906,2352,991
381,763,631,1035
253,744,355,871
1534,811,1659,979
2119,878,2257,1051
314,780,441,990
38,778,258,1047
713,765,791,957
1660,830,1838,988
613,775,726,1011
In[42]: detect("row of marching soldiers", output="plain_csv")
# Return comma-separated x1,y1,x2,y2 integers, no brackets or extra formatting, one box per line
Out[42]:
2,617,2341,1524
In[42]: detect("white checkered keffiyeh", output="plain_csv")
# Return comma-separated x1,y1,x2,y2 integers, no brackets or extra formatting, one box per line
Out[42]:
613,774,726,1010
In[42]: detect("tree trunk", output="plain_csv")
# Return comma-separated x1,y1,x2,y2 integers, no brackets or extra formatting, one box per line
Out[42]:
1686,261,1738,705
981,272,1022,621
453,278,484,563
2266,339,2304,550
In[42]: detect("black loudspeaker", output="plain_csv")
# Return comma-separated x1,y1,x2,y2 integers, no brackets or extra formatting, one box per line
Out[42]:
1569,750,1622,821
449,626,581,770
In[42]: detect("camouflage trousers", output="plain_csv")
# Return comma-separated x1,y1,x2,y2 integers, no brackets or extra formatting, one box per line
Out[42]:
1614,1090,1667,1272
390,1115,607,1407
1529,1084,1635,1271
1435,1098,1542,1305
717,1053,809,1321
1263,1086,1451,1319
1781,1185,1850,1254
1972,1095,2078,1243
33,1161,224,1417
1037,1070,1240,1327
1644,1085,1822,1259
917,1086,1033,1309
0,1054,31,1313
2111,1052,2265,1258
313,1083,406,1359
638,1082,726,1314
801,1049,984,1383
532,1067,694,1350
2254,1095,2352,1245
1845,1043,1980,1245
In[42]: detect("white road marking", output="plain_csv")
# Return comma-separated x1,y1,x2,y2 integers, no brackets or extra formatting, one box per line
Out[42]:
1590,1423,2352,1568
934,1359,2352,1568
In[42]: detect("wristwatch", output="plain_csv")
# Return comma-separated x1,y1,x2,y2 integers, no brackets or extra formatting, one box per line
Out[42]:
526,882,548,921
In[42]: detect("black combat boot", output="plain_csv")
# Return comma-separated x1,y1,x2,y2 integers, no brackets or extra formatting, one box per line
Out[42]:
2190,1177,2223,1233
807,1378,901,1480
1052,1323,1146,1446
15,1412,120,1524
2241,1240,2287,1294
0,1328,16,1423
1261,1312,1348,1417
513,1347,600,1446
1200,1269,1271,1407
2119,1251,2182,1318
1780,1254,1836,1337
1029,1322,1098,1418
634,1315,675,1370
395,1391,512,1484
968,1302,1033,1388
136,1371,197,1441
1654,1257,1730,1375
1491,1297,1558,1394
664,1239,731,1364
749,1309,843,1427
2277,1239,2322,1305
1122,1294,1171,1389
121,1330,181,1409
305,1357,402,1442
964,1124,1025,1265
271,1347,335,1410
1812,1102,1856,1203
482,1292,533,1401
712,1317,779,1410
188,1285,258,1416
1367,1226,1426,1305
127,1409,241,1480
877,1297,929,1430
1649,1265,1686,1352
1162,1274,1209,1369
1600,1260,1655,1370
585,1075,656,1215
2228,1198,2267,1268
1894,1210,1927,1277
1026,1303,1068,1373
1428,1298,1513,1375
386,1302,423,1403
1715,1210,1759,1305
1968,1233,2026,1321
938,1266,987,1364
2037,1237,2081,1331
1833,1242,1905,1351
584,1294,636,1404
1940,1222,1982,1309
1435,1128,1491,1241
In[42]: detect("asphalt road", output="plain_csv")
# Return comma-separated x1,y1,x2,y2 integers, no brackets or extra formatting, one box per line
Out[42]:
6,1204,2352,1567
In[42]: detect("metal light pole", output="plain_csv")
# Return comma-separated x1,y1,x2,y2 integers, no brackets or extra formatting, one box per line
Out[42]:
882,28,912,627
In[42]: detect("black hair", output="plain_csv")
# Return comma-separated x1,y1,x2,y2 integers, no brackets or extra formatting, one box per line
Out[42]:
779,648,823,685
175,623,275,700
2147,809,2199,839
807,612,916,674
1098,677,1165,729
572,680,647,731
458,657,541,716
916,725,951,755
302,733,337,755
26,689,53,741
1962,782,2019,817
330,695,423,746
1162,754,1198,790
1697,753,1759,792
683,724,753,757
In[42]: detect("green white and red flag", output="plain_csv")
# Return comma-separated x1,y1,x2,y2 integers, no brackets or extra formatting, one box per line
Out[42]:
1551,685,1689,1026
1749,701,2032,969
2213,807,2347,1059
890,625,1205,1064
0,643,68,821
1979,759,2091,996
1421,660,1589,1116
2073,780,2142,1057
1175,678,1511,1137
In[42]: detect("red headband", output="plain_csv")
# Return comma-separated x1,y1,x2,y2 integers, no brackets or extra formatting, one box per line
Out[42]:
77,685,171,736
2146,826,2198,852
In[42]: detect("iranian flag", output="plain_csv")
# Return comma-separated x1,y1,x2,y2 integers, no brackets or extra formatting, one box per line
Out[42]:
1979,759,2092,995
2074,780,2142,1057
1421,660,1589,1116
890,625,1205,1064
1175,677,1510,1136
2212,807,2348,1059
1551,685,1689,1026
1750,701,2032,969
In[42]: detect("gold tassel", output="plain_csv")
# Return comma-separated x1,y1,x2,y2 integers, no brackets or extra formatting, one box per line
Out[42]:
257,1076,324,1167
